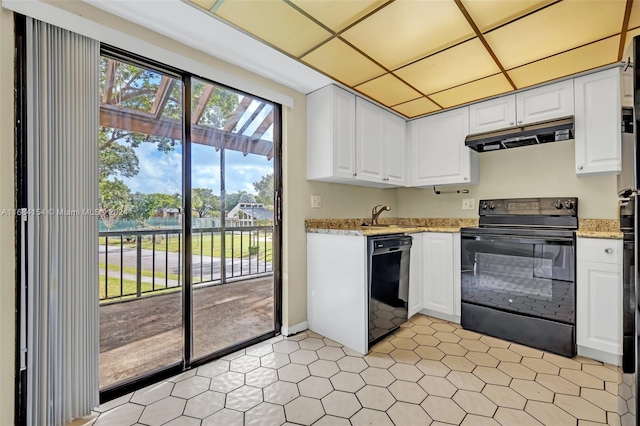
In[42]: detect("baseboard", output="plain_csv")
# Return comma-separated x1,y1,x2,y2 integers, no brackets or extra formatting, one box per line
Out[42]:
281,321,308,337
577,345,622,366
418,309,461,324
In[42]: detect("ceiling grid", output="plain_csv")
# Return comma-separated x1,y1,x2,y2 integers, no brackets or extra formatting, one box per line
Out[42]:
186,0,638,118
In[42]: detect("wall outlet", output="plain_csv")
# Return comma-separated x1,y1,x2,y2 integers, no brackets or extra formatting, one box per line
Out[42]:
311,195,322,209
462,198,475,210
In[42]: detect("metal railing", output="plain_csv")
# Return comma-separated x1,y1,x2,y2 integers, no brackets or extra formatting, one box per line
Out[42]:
99,226,273,302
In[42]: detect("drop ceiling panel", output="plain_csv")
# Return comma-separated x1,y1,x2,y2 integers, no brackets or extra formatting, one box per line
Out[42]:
302,38,386,86
289,0,388,32
507,36,620,88
430,74,513,108
341,0,474,70
188,0,218,10
461,0,554,32
215,0,332,57
485,0,625,70
355,74,421,106
395,38,500,95
393,97,441,118
628,0,640,30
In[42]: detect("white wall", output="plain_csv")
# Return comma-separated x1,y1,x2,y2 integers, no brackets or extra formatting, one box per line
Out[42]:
398,139,618,219
0,8,15,425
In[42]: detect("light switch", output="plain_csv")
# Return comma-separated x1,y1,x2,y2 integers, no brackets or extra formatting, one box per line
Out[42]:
311,195,322,209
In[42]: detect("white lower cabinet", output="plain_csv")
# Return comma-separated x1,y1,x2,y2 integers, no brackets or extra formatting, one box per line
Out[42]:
409,232,461,323
576,237,622,364
307,233,368,355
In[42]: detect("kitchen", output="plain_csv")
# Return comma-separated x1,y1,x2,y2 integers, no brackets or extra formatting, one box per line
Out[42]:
0,0,636,425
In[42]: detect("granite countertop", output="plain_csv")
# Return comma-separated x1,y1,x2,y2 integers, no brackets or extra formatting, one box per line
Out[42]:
306,218,623,239
576,219,623,240
305,218,478,236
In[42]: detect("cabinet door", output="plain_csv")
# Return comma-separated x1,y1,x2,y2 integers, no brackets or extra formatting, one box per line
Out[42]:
356,97,385,183
423,233,454,315
469,95,516,134
332,86,357,179
516,79,574,125
410,107,475,187
385,112,407,185
574,68,621,176
577,261,622,355
408,233,424,318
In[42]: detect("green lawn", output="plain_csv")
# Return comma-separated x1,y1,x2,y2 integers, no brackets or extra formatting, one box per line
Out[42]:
99,274,179,301
100,231,273,262
99,262,181,281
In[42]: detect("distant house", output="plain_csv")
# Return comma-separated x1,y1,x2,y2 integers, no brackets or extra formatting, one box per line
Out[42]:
227,202,273,227
153,207,181,218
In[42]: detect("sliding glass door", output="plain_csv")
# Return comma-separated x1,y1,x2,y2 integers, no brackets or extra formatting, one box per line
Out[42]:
98,56,184,388
189,79,276,360
97,52,280,392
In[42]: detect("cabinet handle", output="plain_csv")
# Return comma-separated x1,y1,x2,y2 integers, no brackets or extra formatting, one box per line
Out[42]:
509,122,514,125
464,177,468,180
605,248,613,254
577,166,583,171
518,120,522,124
353,173,357,177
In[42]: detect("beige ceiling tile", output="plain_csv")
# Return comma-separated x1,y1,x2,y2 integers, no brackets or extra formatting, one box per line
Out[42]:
341,0,474,69
215,0,332,57
355,74,421,107
186,0,218,10
430,74,512,108
395,38,500,95
628,0,640,30
392,98,440,118
485,0,625,69
507,36,620,88
302,38,386,86
289,0,388,32
461,0,554,32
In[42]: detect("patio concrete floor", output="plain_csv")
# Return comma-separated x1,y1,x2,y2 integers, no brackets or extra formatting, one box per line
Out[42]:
99,276,274,388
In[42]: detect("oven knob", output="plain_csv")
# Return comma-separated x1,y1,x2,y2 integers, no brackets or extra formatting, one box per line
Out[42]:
481,202,488,209
488,203,495,210
554,202,563,209
564,201,575,210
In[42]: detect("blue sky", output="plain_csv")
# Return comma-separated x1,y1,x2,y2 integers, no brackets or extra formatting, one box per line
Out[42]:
122,142,273,196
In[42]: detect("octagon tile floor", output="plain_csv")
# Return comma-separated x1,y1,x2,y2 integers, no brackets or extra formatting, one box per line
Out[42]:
91,314,635,426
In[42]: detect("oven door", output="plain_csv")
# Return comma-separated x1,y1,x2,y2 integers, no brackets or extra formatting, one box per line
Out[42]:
461,233,575,324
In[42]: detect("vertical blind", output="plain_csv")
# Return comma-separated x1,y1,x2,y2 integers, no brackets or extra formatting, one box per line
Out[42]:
25,18,99,425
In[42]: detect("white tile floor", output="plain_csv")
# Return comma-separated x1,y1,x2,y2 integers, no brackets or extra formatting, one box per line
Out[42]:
86,314,635,426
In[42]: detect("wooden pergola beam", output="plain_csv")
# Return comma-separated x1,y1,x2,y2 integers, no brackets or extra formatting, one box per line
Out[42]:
192,84,215,124
252,114,274,140
223,96,253,132
102,59,117,104
100,103,274,159
150,77,176,119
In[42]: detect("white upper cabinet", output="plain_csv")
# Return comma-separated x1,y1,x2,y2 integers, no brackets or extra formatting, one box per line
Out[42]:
469,80,574,134
468,95,516,134
307,85,357,183
409,107,478,187
356,97,407,187
574,67,622,176
516,79,574,125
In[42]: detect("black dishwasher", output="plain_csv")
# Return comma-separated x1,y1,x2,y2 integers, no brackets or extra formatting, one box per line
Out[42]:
368,235,412,346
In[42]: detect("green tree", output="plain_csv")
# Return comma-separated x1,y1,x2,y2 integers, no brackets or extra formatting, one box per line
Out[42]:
252,173,274,206
98,178,130,230
192,188,220,218
225,191,249,212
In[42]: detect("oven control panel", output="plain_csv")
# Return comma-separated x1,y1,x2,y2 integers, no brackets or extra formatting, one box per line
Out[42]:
479,197,578,216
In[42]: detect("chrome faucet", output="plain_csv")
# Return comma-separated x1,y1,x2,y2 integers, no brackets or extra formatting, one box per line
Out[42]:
371,205,391,225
